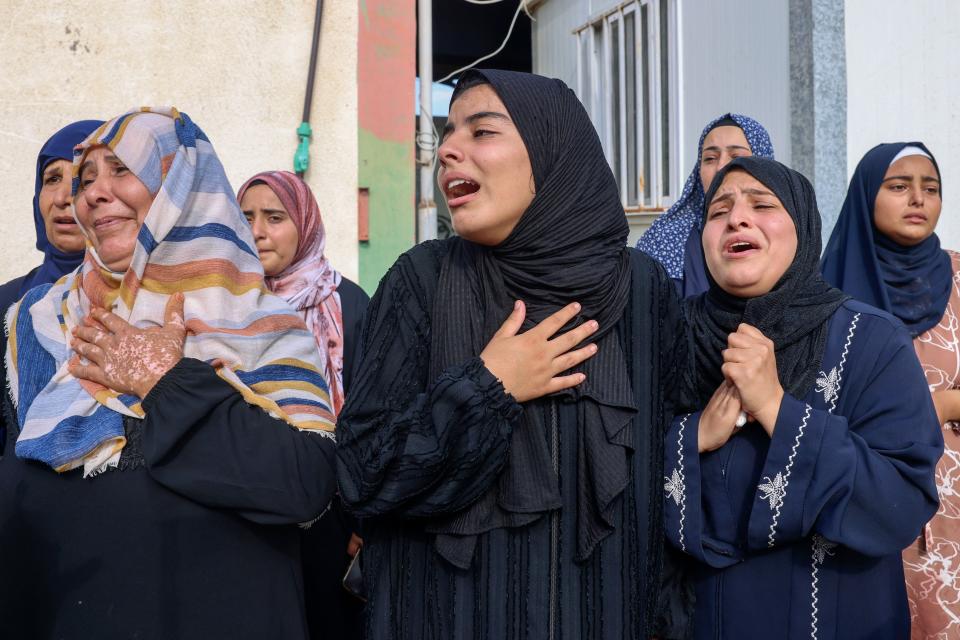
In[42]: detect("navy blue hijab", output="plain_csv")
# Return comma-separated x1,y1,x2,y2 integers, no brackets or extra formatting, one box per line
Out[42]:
821,142,950,337
24,120,104,294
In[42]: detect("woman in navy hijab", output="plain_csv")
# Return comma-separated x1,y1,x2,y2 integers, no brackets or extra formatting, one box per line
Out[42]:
0,119,103,313
822,143,960,639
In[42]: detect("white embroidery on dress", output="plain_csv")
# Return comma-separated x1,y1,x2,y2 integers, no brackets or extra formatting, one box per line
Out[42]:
764,404,812,547
810,534,838,640
674,414,689,551
758,472,787,510
664,467,684,506
806,312,857,637
828,312,861,413
815,367,840,406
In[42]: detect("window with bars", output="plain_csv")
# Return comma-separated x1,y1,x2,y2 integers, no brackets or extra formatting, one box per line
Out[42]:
575,0,678,211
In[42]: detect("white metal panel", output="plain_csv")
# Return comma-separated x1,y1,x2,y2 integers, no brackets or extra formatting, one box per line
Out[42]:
845,0,960,250
679,0,791,175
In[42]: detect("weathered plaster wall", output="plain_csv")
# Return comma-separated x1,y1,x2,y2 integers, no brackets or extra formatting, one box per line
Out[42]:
358,0,415,294
0,0,358,284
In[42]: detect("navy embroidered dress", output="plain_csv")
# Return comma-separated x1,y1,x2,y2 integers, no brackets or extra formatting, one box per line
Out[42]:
665,300,943,639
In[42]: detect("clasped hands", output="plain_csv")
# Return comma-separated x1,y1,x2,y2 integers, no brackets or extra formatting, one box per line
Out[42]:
698,323,784,453
68,293,188,399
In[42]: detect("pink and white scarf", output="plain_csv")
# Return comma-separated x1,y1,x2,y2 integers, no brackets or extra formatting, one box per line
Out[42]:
237,171,346,414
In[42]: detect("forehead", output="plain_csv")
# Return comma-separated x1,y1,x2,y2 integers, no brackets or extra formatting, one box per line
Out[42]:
43,157,71,173
79,145,113,165
702,125,749,149
240,183,284,206
717,168,771,192
448,84,508,120
884,154,938,178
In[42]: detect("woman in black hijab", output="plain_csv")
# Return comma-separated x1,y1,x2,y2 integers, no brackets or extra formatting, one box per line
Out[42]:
666,156,942,639
336,69,688,639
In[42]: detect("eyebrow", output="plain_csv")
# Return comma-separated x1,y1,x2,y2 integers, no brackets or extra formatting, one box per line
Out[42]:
709,187,775,206
882,174,940,183
243,208,288,215
442,110,512,139
43,165,63,177
702,144,751,154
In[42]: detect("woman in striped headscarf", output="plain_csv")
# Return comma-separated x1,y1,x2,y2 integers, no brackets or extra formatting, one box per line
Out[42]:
0,108,337,639
238,170,369,640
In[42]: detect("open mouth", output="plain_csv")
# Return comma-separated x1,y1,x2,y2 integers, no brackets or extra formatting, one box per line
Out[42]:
445,178,480,200
52,215,77,226
726,241,757,254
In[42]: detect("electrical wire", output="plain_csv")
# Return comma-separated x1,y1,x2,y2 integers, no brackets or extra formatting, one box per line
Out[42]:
437,0,533,84
418,0,534,172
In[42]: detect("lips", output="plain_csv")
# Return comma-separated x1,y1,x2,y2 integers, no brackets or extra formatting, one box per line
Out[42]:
723,235,760,256
441,173,481,208
93,216,133,232
52,215,77,226
903,212,928,224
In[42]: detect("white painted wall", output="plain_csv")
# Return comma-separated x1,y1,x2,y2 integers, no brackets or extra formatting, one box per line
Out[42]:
845,0,960,249
0,0,358,285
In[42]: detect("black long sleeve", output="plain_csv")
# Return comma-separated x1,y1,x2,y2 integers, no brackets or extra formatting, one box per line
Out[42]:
141,357,337,525
336,243,523,518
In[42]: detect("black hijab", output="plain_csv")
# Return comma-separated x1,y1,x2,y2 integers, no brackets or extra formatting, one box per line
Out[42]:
427,69,637,569
686,157,849,406
821,142,950,337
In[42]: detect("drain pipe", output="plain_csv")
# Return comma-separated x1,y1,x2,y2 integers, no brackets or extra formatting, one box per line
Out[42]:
294,0,324,177
416,0,437,242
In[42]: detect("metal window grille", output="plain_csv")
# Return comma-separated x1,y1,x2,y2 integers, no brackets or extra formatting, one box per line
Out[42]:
575,0,678,220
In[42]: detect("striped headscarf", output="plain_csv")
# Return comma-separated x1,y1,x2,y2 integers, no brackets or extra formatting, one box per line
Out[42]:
5,107,335,477
236,171,346,415
636,113,774,279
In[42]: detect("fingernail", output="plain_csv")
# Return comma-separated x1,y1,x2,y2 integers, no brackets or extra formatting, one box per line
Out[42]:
590,343,598,353
591,320,599,330
572,302,581,312
514,300,521,310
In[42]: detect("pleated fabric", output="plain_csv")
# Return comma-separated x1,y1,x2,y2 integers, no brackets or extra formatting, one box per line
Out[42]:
686,156,848,405
427,69,637,568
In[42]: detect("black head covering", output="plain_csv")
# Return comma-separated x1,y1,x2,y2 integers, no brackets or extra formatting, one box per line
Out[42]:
821,142,949,337
686,157,849,406
427,69,636,568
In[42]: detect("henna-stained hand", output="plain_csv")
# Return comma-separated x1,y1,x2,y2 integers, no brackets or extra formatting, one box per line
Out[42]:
69,293,187,399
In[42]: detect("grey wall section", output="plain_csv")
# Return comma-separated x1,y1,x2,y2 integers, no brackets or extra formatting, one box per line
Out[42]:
790,0,846,245
531,0,605,89
532,0,792,186
679,0,791,175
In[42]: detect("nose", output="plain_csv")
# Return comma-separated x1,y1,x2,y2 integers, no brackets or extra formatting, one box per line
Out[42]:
82,174,111,206
727,200,753,229
717,151,732,172
250,215,267,240
53,177,72,208
909,183,925,207
437,132,464,169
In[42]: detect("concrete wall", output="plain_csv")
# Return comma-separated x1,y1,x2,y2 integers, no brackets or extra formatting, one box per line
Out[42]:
845,0,960,249
0,0,358,284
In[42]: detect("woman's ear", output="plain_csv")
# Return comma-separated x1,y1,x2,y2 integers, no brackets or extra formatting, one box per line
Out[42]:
529,173,536,196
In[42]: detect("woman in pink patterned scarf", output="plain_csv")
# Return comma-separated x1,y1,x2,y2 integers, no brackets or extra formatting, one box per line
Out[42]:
238,170,369,640
237,171,368,416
